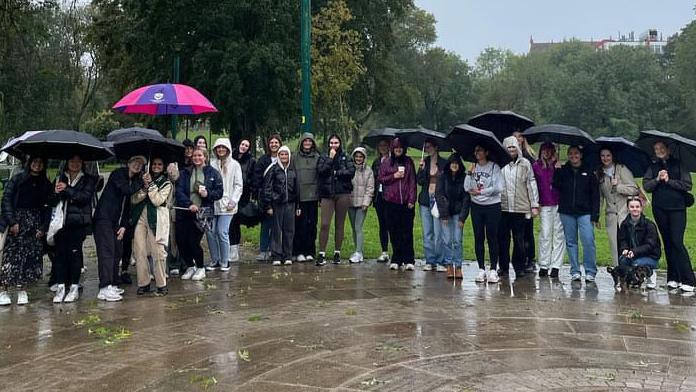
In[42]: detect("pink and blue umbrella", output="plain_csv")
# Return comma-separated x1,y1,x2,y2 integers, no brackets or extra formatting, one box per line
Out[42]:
112,83,218,115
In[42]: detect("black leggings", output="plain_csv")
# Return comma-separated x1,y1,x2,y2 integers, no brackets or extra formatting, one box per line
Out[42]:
653,206,695,286
524,217,536,264
229,213,242,246
385,202,414,265
374,193,389,252
470,202,501,270
53,226,87,285
176,213,205,268
293,200,318,256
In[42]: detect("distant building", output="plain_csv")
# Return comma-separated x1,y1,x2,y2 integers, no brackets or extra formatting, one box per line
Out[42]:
529,29,669,55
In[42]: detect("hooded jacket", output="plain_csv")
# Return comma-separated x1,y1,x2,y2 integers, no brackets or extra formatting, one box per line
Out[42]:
435,154,470,222
643,157,692,211
2,168,52,230
500,136,539,214
378,138,417,206
350,147,375,208
94,167,144,228
175,165,224,211
293,132,320,202
131,171,172,246
48,170,98,228
210,138,244,215
233,145,255,206
553,160,600,221
532,143,560,207
261,146,298,210
618,214,661,261
317,135,355,198
416,154,447,207
597,163,638,218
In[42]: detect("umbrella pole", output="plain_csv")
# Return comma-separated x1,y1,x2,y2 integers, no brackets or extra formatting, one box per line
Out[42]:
421,144,425,160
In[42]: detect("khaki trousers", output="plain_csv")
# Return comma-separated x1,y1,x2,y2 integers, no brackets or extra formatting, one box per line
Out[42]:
133,211,167,288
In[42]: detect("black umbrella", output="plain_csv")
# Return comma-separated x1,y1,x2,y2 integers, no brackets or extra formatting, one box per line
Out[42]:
522,124,596,147
111,135,185,164
467,110,535,141
106,127,164,142
395,128,453,156
584,136,651,177
362,128,398,147
636,130,696,172
447,124,510,164
2,130,113,161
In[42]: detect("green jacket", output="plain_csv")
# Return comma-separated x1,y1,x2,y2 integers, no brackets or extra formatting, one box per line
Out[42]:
293,132,320,202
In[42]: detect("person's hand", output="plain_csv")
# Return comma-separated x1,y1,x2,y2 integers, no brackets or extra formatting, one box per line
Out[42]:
627,250,635,259
189,204,199,213
554,160,562,169
458,221,464,228
296,209,302,217
116,227,126,241
611,176,618,186
329,148,336,159
35,230,44,239
9,224,19,235
531,207,540,217
664,172,670,182
55,182,67,193
142,172,152,185
658,170,668,181
469,188,481,196
470,163,476,172
407,203,414,209
419,159,425,169
362,205,368,211
227,201,236,212
622,249,629,256
267,208,274,216
394,171,404,179
199,188,208,198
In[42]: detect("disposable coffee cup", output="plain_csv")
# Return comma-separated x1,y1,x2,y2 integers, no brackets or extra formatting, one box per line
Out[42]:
398,166,405,173
198,185,206,193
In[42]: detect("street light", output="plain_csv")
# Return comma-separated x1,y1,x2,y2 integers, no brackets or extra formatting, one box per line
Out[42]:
301,0,312,134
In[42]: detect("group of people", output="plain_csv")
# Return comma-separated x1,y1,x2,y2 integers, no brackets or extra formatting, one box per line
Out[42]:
0,129,694,305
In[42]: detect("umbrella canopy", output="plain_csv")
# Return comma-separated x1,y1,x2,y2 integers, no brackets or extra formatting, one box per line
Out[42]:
636,130,696,172
112,83,218,115
106,127,164,142
447,124,510,164
1,130,113,161
522,124,596,146
0,131,44,160
584,136,651,177
362,128,398,147
395,128,452,152
467,110,535,141
111,135,185,164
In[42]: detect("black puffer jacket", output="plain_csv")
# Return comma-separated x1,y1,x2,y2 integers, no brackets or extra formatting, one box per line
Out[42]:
618,214,661,261
49,172,98,228
234,149,255,206
553,162,600,222
253,154,274,196
317,148,355,198
643,158,692,211
261,163,298,210
434,154,470,222
93,167,144,228
1,170,52,230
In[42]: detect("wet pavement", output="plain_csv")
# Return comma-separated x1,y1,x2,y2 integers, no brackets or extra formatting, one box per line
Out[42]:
1,247,696,391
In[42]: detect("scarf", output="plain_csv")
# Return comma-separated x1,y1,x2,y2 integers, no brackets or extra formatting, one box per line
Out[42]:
131,174,169,232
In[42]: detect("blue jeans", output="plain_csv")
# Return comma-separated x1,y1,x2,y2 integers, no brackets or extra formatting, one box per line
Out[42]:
560,214,597,277
207,214,233,267
619,255,658,269
259,214,273,252
420,198,443,265
441,215,463,266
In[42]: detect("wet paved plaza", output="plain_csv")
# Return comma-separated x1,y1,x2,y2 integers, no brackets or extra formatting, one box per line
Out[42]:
2,252,696,391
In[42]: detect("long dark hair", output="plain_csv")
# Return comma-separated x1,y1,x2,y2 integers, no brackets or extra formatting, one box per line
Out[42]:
596,146,616,182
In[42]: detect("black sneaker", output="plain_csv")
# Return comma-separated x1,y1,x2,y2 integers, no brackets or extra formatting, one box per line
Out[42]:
498,269,509,278
136,285,151,295
120,272,133,285
155,286,168,296
333,252,341,264
524,262,536,273
550,268,559,278
316,253,326,266
514,270,526,278
538,268,548,278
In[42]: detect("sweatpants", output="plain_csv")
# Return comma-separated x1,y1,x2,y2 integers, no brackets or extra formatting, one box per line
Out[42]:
133,212,167,288
653,206,696,286
470,202,501,270
347,206,367,254
176,212,205,269
538,205,565,270
271,202,295,260
94,220,123,289
385,202,415,265
374,192,389,252
319,194,351,252
53,226,87,286
293,200,318,257
498,211,527,274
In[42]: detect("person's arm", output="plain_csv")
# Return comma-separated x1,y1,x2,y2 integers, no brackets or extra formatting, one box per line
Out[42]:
464,172,476,192
416,164,427,186
591,172,601,223
231,162,244,205
131,187,147,205
167,163,180,182
632,222,660,258
459,190,471,224
481,164,503,197
113,169,143,196
65,175,97,207
406,160,417,206
317,155,332,176
667,163,693,192
618,223,630,254
615,165,639,196
525,163,540,209
434,175,450,219
261,168,274,211
175,170,192,208
363,171,375,207
642,164,658,192
378,161,398,185
1,174,19,227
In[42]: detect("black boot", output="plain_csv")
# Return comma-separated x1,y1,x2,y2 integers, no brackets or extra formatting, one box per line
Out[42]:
120,272,133,285
538,268,548,278
333,251,341,265
155,286,168,296
550,268,560,278
316,252,326,266
136,285,151,295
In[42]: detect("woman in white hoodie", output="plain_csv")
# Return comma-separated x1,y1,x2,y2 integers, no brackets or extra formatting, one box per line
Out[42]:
206,138,243,271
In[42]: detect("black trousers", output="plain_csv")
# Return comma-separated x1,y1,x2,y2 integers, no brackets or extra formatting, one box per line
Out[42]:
653,206,696,286
470,203,501,270
176,213,205,268
120,224,135,273
524,217,536,264
54,226,87,286
272,202,296,260
374,192,389,252
385,202,414,265
293,200,318,257
229,213,242,246
498,212,527,273
94,221,123,288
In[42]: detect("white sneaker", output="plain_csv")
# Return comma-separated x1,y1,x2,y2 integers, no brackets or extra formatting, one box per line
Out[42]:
255,252,268,261
405,264,415,271
205,263,219,271
487,270,500,283
191,268,206,281
305,255,314,261
109,285,124,295
475,269,487,283
284,259,293,265
680,284,695,292
230,245,240,262
349,252,362,264
181,267,196,280
63,285,80,303
97,287,122,302
423,264,433,271
49,283,60,292
436,265,448,272
220,264,231,272
170,269,180,277
389,263,399,270
272,260,282,266
667,280,680,289
16,291,28,305
0,291,10,306
571,273,582,282
378,252,390,262
53,284,66,303
647,272,657,289
296,254,306,262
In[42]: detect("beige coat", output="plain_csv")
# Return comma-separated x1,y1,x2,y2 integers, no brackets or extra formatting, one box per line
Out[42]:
350,163,375,208
131,180,173,246
599,163,638,220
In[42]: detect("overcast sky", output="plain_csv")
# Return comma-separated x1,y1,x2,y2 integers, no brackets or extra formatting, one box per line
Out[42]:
414,0,695,63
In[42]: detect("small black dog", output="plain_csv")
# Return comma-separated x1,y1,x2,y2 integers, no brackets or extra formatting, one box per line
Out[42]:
607,265,653,291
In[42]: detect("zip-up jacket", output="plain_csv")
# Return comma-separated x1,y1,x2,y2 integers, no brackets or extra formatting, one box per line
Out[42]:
175,165,224,210
532,159,560,206
643,157,692,211
261,162,298,210
598,163,638,217
317,148,355,198
49,172,98,228
94,167,143,228
378,157,416,206
501,157,539,214
434,156,470,222
618,214,661,261
553,162,600,222
350,152,375,208
416,155,447,206
293,133,320,202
